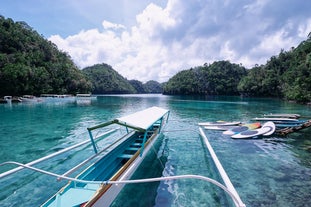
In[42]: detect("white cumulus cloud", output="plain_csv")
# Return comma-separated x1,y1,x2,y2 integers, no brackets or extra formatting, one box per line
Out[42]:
49,0,311,83
102,20,126,30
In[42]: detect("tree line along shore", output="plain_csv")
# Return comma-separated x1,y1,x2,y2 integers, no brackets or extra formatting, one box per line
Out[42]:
1,16,310,104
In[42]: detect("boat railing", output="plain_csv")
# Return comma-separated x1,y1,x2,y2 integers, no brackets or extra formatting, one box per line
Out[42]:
199,127,246,207
0,128,118,179
58,130,136,180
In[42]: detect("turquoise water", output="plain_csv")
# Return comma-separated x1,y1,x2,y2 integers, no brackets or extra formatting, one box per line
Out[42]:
0,94,311,206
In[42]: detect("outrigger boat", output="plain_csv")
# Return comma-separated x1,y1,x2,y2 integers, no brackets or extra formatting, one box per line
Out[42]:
42,106,170,207
1,107,246,207
0,107,169,207
263,113,300,119
252,117,299,122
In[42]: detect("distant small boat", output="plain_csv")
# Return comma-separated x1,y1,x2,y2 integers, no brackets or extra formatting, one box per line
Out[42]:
252,117,299,122
268,120,307,129
21,95,42,102
12,96,22,103
41,94,74,99
40,94,76,103
263,113,300,119
76,94,92,105
204,125,234,131
198,121,241,126
231,121,275,139
223,122,261,135
0,96,13,104
275,122,303,128
76,93,92,98
4,96,12,103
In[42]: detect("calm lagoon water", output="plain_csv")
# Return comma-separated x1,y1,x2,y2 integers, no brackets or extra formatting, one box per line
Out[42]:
0,94,311,206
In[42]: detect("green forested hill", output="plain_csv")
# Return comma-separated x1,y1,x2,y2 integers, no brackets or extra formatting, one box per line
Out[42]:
163,61,247,95
128,80,163,93
0,16,91,96
82,64,163,94
82,63,136,94
164,36,311,103
0,16,162,96
238,35,311,103
144,80,162,93
129,80,146,93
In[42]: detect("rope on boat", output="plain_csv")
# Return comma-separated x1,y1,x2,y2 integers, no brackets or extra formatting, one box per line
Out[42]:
0,161,245,207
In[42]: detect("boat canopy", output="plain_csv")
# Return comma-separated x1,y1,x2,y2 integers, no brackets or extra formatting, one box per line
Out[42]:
88,106,169,132
116,106,169,131
87,106,169,153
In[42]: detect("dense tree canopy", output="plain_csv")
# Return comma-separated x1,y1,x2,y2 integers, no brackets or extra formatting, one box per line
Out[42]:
129,80,146,93
144,80,163,93
82,63,136,94
164,36,311,103
82,64,163,94
163,68,199,95
163,61,247,95
0,16,91,96
238,37,311,103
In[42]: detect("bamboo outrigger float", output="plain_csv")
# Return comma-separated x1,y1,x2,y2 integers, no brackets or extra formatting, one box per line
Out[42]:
276,119,311,136
199,127,246,207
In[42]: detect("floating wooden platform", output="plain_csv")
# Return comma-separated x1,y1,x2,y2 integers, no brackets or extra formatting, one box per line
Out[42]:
275,120,311,136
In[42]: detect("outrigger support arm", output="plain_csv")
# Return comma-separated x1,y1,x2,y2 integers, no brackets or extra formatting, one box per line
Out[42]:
87,130,98,154
87,120,117,131
140,130,149,157
87,120,117,154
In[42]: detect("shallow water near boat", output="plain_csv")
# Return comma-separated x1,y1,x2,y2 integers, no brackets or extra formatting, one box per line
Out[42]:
0,94,311,207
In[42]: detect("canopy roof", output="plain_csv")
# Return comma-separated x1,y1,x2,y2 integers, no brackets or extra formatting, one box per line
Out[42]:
116,106,169,130
87,106,169,132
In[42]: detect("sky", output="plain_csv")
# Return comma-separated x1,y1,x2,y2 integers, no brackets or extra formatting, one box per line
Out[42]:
1,0,311,83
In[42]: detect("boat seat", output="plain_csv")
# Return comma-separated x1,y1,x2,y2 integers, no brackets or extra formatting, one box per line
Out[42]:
53,187,96,207
131,143,141,147
126,147,140,151
118,154,133,159
135,139,143,143
84,183,101,190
